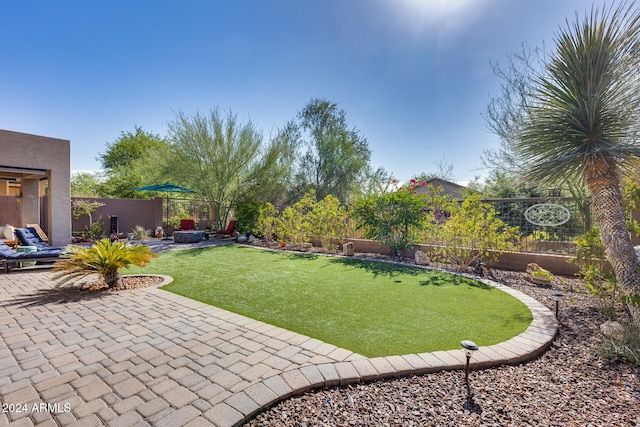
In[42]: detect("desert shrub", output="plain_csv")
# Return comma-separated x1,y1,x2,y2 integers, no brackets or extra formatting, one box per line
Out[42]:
351,185,428,256
570,227,619,318
600,320,640,366
256,203,278,242
256,192,352,250
129,225,150,240
433,194,519,269
307,194,350,252
275,192,315,245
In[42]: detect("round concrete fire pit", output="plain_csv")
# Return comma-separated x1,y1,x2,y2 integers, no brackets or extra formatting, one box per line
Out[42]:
173,230,205,243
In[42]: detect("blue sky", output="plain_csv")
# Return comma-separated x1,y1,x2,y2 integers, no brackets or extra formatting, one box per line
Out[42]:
1,0,609,184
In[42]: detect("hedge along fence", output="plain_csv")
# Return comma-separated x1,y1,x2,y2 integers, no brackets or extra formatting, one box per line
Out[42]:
341,238,583,277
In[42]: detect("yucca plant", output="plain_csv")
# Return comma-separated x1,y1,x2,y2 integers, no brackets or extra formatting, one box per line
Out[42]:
512,3,640,319
129,225,150,240
53,239,157,289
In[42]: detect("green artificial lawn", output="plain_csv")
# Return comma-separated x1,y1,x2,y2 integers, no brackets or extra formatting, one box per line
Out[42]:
128,245,532,357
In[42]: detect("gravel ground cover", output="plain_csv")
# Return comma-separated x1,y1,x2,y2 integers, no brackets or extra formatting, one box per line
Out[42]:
246,255,640,427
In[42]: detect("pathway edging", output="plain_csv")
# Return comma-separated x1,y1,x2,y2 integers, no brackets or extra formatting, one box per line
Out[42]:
158,274,558,427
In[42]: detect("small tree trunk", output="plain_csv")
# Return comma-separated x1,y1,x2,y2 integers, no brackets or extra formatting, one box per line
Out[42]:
586,161,640,322
104,269,121,289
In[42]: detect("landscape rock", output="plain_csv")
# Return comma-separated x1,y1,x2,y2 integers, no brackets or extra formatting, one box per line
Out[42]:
343,242,354,256
415,250,430,265
526,262,553,285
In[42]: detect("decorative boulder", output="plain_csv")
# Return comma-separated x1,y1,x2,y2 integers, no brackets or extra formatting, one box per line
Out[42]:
526,262,553,285
415,250,430,265
600,320,624,339
343,242,354,256
299,242,313,251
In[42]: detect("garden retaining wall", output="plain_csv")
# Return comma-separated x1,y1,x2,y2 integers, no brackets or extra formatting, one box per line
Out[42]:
343,238,582,277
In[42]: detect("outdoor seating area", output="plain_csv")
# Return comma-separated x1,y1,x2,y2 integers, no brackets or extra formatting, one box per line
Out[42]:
14,227,65,251
0,241,63,272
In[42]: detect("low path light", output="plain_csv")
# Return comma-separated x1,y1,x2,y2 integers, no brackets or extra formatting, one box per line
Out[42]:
461,340,478,386
551,292,563,319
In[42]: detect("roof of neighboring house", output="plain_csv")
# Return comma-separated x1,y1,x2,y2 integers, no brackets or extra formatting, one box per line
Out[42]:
414,178,467,199
424,177,467,190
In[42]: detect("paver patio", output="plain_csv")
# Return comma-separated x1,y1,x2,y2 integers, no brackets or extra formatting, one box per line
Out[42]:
0,251,557,427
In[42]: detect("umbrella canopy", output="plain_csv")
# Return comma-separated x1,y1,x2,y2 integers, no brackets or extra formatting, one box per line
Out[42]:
135,183,195,193
135,183,196,233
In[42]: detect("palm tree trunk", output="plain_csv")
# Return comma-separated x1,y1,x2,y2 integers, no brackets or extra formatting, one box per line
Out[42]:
104,269,121,289
586,161,640,321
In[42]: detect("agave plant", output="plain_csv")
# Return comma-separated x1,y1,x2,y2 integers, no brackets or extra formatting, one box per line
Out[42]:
129,225,150,240
53,239,157,289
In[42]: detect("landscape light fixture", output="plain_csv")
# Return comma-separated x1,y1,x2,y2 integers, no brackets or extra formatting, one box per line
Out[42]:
473,257,486,277
461,340,479,385
551,292,564,319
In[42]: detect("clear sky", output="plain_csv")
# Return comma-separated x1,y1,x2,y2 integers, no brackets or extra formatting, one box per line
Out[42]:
1,0,610,184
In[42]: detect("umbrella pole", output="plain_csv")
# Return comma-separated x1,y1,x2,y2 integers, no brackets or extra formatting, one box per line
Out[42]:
164,195,170,240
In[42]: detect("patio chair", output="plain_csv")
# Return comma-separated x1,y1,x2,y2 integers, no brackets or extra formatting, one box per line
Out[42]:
179,219,195,231
26,224,49,242
0,242,63,273
215,220,237,237
15,228,65,251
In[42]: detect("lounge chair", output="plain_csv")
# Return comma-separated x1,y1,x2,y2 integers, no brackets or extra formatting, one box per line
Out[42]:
179,219,195,231
15,227,66,251
0,242,63,273
26,224,49,242
215,220,237,237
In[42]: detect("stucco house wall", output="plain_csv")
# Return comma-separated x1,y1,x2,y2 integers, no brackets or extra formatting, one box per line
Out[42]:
0,129,71,245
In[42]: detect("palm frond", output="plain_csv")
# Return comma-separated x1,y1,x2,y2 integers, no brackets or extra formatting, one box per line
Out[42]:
52,239,157,288
517,2,640,185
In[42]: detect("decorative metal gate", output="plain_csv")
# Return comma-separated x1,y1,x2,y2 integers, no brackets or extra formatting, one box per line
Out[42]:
484,197,592,254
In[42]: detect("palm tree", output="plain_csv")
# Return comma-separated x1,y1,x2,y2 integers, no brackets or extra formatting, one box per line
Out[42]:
53,239,157,289
516,3,640,317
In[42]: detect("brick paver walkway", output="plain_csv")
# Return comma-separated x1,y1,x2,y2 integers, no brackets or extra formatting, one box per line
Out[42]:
0,257,557,427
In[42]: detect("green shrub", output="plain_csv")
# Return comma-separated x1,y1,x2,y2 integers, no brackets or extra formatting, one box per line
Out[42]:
234,197,262,235
351,185,428,256
256,203,278,242
86,216,107,241
600,320,640,366
256,192,351,250
433,194,519,269
307,194,350,252
532,269,554,280
570,227,619,318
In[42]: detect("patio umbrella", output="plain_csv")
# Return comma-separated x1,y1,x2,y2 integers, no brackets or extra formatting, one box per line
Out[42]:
134,183,196,231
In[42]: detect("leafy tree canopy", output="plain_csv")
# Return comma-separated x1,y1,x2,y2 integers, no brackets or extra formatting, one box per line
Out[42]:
98,126,167,170
97,126,168,198
70,172,102,197
288,98,372,202
143,108,294,229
